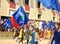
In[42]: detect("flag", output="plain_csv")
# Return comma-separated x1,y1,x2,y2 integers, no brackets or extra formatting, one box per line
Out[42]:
10,2,16,8
7,18,12,27
25,5,30,11
38,0,52,9
13,6,29,26
10,0,16,8
42,21,47,29
48,21,55,30
55,0,60,12
2,19,12,29
10,17,19,28
38,0,60,12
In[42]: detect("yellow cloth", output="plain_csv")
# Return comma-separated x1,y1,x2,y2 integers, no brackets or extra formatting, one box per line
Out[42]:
18,29,23,38
47,30,51,38
34,22,38,28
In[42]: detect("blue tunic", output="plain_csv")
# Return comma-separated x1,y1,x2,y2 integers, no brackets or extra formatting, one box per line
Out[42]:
30,32,35,44
54,28,60,44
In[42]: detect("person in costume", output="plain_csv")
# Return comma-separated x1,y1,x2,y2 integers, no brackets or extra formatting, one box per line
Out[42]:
17,27,23,44
49,23,60,44
25,26,31,44
53,23,60,44
46,28,51,39
30,29,36,44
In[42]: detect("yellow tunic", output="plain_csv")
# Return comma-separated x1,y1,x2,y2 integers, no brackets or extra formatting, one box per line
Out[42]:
47,30,51,39
34,22,38,28
18,29,23,38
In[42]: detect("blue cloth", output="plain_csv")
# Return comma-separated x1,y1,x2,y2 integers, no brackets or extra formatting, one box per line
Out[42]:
42,21,47,29
38,0,52,9
54,42,60,44
38,0,60,12
2,19,12,29
48,21,55,30
54,28,60,44
55,0,60,12
30,32,35,44
7,18,12,27
13,6,29,26
51,0,60,11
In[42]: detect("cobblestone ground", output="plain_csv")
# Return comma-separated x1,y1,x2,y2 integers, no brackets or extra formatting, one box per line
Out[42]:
0,39,49,44
0,32,50,44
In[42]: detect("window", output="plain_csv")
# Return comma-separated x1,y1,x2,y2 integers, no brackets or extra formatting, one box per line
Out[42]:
38,14,41,19
36,1,40,8
53,17,55,21
7,0,14,3
38,2,40,8
25,0,29,5
10,0,15,2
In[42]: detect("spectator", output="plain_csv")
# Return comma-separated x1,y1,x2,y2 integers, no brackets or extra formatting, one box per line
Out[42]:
25,26,31,44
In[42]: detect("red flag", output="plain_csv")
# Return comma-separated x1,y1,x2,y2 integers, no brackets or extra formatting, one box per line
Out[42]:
10,17,19,29
10,2,16,8
25,5,30,11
